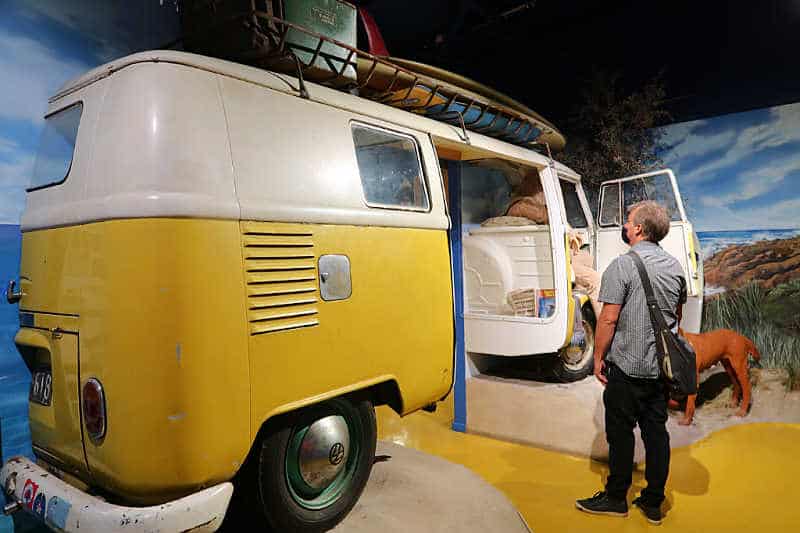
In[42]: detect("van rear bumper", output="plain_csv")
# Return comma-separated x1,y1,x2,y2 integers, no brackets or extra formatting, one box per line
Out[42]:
2,456,232,532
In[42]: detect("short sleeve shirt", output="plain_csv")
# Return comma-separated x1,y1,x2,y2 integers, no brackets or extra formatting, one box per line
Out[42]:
599,240,687,378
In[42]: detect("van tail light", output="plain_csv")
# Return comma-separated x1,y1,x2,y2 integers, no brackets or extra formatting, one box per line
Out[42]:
82,378,107,444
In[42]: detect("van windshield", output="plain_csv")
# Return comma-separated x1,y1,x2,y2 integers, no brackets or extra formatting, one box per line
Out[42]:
29,103,83,191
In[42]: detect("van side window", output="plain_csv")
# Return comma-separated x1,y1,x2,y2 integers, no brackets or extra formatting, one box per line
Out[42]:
29,103,83,191
352,124,429,211
559,179,588,228
599,182,621,226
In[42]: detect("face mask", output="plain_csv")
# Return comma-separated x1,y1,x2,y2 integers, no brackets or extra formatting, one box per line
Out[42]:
621,224,630,244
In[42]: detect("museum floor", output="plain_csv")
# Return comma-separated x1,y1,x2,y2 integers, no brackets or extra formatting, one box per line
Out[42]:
377,399,800,532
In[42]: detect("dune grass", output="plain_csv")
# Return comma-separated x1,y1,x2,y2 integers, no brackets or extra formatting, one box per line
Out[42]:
702,282,800,389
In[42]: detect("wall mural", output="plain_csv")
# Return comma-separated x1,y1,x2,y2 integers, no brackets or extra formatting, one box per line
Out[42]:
657,103,800,425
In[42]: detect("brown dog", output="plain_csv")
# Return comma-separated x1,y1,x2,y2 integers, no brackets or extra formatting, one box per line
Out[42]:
670,329,761,425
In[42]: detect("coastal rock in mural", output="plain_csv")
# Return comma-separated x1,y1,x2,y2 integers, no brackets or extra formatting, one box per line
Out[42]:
704,236,800,291
701,236,800,391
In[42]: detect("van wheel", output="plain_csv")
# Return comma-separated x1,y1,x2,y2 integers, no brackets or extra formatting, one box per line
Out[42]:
554,304,596,382
255,398,377,533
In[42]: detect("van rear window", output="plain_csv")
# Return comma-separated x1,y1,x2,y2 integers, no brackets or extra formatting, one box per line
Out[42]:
599,182,621,227
559,179,588,228
28,103,83,191
351,124,430,211
622,173,682,222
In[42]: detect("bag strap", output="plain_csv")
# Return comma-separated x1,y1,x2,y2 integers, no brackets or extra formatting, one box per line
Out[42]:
627,251,669,327
627,250,670,366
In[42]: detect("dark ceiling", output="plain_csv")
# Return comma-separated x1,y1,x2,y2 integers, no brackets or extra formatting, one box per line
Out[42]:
353,0,800,126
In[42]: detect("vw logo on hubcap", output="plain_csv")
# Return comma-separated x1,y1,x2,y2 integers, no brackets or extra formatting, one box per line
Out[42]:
329,442,345,465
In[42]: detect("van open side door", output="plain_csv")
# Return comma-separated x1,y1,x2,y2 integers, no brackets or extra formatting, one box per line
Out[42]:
594,169,703,333
558,174,595,259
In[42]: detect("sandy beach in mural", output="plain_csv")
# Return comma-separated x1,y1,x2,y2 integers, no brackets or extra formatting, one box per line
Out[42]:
669,366,800,444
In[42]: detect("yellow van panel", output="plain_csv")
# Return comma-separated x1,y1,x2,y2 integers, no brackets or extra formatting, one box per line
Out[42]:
21,219,251,503
244,221,455,429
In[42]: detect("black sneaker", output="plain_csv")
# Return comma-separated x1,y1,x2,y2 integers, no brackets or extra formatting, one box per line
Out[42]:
632,496,663,525
575,491,628,517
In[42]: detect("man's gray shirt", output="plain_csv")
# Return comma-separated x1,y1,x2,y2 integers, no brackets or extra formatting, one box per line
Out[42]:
598,240,687,379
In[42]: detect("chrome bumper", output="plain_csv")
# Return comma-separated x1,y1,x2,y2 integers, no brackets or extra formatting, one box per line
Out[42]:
2,456,232,532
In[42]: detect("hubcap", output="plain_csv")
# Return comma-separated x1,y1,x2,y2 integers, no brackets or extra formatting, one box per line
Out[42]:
285,403,362,510
298,415,350,490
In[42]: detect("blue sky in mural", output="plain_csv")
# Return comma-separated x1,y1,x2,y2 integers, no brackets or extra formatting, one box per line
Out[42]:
0,0,179,224
658,102,800,232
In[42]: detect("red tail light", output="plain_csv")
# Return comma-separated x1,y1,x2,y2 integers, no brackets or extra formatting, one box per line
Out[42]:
82,378,107,444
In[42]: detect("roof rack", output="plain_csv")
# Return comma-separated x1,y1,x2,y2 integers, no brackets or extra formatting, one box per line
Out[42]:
175,9,561,149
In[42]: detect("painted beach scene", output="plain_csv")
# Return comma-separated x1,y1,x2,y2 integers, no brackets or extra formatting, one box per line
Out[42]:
659,101,800,386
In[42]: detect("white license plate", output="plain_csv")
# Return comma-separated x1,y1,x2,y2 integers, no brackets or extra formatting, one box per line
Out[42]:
30,370,52,406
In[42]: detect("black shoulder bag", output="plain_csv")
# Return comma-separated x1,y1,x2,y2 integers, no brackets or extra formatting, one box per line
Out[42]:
628,251,697,396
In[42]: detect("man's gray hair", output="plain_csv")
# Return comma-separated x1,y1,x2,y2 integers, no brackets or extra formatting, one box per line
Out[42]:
628,200,671,243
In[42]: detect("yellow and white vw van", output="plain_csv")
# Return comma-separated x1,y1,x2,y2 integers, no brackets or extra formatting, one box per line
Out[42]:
1,50,701,532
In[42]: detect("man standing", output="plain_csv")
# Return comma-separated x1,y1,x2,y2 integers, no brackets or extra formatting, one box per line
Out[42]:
576,201,687,525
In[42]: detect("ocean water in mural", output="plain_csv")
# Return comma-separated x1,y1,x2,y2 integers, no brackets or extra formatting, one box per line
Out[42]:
0,225,36,533
0,224,30,464
697,228,800,260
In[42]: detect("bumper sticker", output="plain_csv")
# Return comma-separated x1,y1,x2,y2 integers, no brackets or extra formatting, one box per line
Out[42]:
46,496,71,531
32,493,46,519
22,479,39,509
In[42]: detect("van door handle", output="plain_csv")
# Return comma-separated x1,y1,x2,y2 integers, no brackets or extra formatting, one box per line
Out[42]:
5,280,25,304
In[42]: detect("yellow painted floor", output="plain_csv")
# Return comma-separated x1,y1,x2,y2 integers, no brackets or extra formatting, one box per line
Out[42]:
377,399,800,533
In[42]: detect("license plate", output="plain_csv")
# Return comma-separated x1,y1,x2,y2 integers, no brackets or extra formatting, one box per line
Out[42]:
30,370,53,406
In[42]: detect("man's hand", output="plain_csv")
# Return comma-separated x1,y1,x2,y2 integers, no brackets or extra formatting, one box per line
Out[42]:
594,358,607,386
593,302,620,387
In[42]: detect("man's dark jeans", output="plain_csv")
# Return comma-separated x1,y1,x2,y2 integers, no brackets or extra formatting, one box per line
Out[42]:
603,363,670,506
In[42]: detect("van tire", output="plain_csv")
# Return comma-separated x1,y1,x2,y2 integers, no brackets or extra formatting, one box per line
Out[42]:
254,398,377,533
554,304,596,382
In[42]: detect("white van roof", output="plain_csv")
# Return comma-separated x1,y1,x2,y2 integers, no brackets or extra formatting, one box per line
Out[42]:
51,50,580,179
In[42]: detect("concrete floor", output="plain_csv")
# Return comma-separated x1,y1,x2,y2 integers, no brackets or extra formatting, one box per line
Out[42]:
335,442,530,532
378,398,800,532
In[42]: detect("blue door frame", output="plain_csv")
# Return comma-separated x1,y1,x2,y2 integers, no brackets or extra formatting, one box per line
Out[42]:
447,161,467,432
